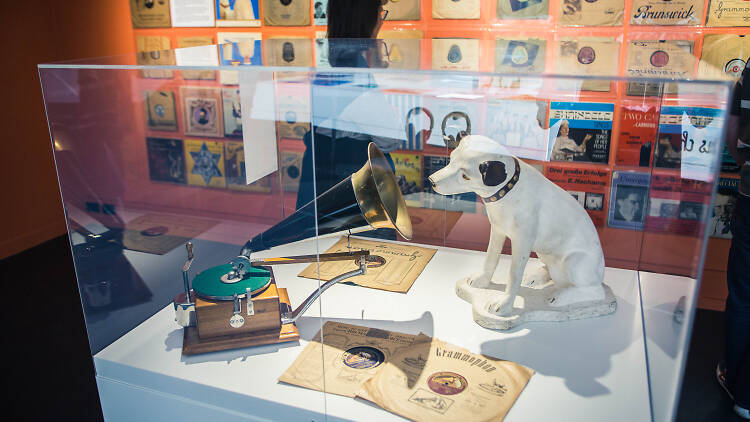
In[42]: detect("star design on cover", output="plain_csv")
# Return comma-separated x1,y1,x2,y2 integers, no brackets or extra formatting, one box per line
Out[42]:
190,142,222,185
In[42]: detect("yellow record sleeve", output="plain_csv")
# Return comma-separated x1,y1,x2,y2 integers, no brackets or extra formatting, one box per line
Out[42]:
185,139,226,188
130,0,171,28
263,0,311,26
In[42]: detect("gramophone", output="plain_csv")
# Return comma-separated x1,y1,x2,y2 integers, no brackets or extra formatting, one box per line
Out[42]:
174,143,413,355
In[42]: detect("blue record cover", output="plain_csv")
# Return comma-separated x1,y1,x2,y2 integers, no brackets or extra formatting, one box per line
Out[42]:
548,102,613,164
608,171,651,230
215,0,260,25
423,155,477,213
146,138,187,184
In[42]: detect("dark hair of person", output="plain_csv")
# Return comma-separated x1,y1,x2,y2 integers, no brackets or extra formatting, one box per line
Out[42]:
327,0,383,39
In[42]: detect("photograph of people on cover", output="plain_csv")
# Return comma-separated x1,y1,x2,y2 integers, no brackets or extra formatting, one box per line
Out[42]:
613,186,647,223
659,201,680,218
314,1,326,19
710,188,737,238
585,192,604,211
678,201,704,221
655,134,681,168
549,118,610,163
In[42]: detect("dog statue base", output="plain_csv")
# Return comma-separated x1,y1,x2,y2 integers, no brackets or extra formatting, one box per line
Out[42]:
456,277,617,331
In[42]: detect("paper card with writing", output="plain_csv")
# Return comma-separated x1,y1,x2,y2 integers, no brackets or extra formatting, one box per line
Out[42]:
130,0,172,28
146,138,186,184
297,237,437,293
625,40,695,96
631,0,703,25
392,152,424,207
263,0,311,26
360,337,534,422
222,88,243,137
276,82,311,140
433,0,480,19
616,100,660,167
177,36,217,80
145,90,178,131
379,30,423,70
545,165,610,226
486,99,551,162
710,177,740,239
385,0,421,20
548,102,614,164
265,37,313,67
185,139,226,188
498,0,548,19
279,322,418,397
170,0,214,26
698,34,750,80
555,37,619,92
707,0,750,27
313,0,328,25
280,150,303,192
431,38,480,71
215,0,260,26
608,171,651,230
136,36,174,79
218,32,263,85
559,0,623,26
224,141,272,192
181,86,223,137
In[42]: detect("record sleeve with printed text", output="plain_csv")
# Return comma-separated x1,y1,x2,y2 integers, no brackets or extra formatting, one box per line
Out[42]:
710,177,740,239
263,0,310,26
555,37,618,92
265,37,313,67
181,87,223,137
616,100,660,167
631,0,703,25
625,40,694,95
706,0,750,27
145,91,178,131
177,36,216,80
393,152,424,207
608,171,651,231
130,0,172,28
645,171,712,236
559,0,623,26
545,165,609,227
698,35,750,80
136,36,174,79
185,139,226,188
548,102,613,164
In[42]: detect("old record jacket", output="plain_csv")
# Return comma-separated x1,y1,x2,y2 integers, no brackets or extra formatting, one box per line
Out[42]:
555,37,619,92
136,36,174,79
379,30,423,70
145,90,178,131
495,38,546,75
360,336,534,422
177,36,216,80
181,87,223,137
559,0,623,26
432,39,480,71
224,141,272,192
185,139,225,188
698,34,750,80
631,0,703,25
497,0,548,19
279,322,417,397
625,40,695,95
130,0,172,28
384,0,420,20
265,37,313,67
706,0,750,27
433,0,480,19
263,0,311,26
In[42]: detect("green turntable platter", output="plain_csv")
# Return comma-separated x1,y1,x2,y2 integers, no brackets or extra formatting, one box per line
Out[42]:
192,264,272,300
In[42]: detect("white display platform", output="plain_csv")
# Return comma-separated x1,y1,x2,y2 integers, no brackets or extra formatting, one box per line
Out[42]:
95,236,668,422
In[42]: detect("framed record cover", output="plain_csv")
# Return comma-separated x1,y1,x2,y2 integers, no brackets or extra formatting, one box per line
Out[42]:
136,36,174,79
145,90,178,132
498,0,548,19
706,0,750,26
215,0,260,26
185,139,225,188
218,32,263,85
554,37,619,92
710,177,740,239
281,150,303,192
384,0,420,20
177,36,216,80
181,87,223,138
631,0,703,26
263,0,310,26
698,35,750,80
224,141,272,192
616,100,660,167
432,0,480,19
608,171,650,231
431,38,479,71
222,88,242,137
146,138,186,184
559,0,623,26
625,40,694,96
548,102,613,164
130,0,172,28
313,0,328,25
379,30,423,70
265,37,313,67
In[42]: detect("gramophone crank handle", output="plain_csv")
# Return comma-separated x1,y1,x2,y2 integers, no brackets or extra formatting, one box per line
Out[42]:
280,256,368,325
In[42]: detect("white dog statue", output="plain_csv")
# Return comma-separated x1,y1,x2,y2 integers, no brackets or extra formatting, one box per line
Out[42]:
428,134,617,330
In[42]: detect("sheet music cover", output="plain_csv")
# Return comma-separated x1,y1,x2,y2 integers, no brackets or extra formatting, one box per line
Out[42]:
215,0,260,26
486,99,550,161
698,34,750,80
608,171,651,231
559,0,623,26
710,177,740,239
146,138,186,184
431,39,479,71
385,0,420,20
548,102,614,164
145,90,178,131
432,0,480,19
281,150,303,192
185,139,226,188
224,141,272,192
645,172,711,236
631,0,703,25
554,37,619,92
181,86,223,137
130,0,172,28
177,36,217,80
379,30,423,70
616,100,660,167
497,0,548,19
313,0,328,25
136,36,174,79
263,0,311,26
625,40,694,96
706,0,750,27
218,32,263,85
545,165,609,227
265,37,313,67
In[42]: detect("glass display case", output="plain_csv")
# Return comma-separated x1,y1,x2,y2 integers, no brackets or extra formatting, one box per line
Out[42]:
39,37,733,421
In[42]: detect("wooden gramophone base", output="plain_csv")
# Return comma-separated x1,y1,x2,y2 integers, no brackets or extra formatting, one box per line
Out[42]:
182,288,300,355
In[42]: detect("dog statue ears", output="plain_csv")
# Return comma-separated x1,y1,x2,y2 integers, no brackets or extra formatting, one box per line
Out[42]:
405,107,434,150
442,111,471,148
